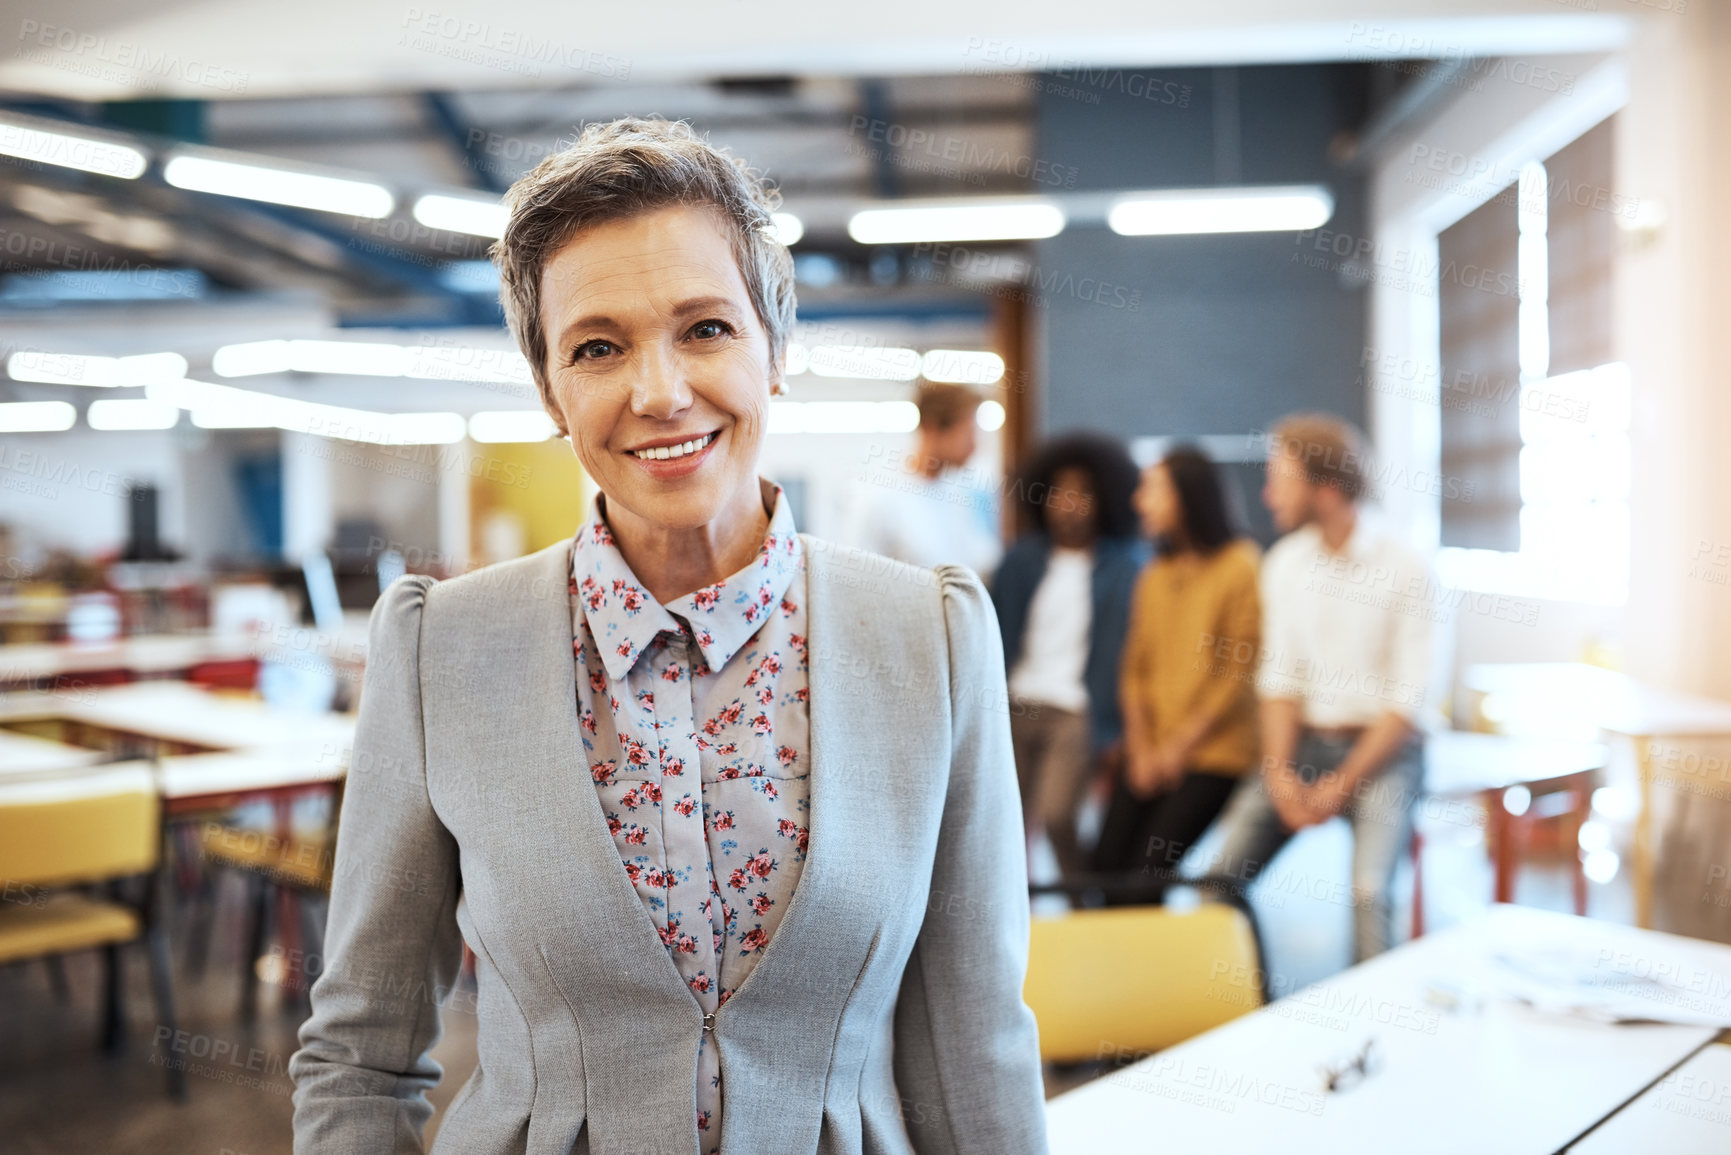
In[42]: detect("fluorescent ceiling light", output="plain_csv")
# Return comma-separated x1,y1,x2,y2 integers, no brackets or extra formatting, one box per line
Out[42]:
165,153,394,218
768,400,920,435
401,345,531,386
7,350,186,387
214,338,532,387
921,349,1005,385
806,345,921,381
468,411,555,443
87,399,181,431
849,200,1064,244
0,119,146,179
189,406,277,429
211,340,290,377
772,212,803,246
1107,186,1334,236
414,194,507,238
0,401,77,432
148,378,464,445
281,340,406,377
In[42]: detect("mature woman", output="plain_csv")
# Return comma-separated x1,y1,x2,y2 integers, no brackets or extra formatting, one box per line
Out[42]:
990,434,1144,880
1092,446,1261,901
289,119,1046,1155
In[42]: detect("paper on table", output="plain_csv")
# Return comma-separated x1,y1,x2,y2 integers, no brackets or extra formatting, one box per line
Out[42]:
1477,945,1731,1029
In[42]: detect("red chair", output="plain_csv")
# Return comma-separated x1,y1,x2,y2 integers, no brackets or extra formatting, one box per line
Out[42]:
186,659,261,692
50,668,132,692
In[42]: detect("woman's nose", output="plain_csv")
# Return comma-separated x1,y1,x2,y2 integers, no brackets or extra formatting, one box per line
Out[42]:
629,348,693,419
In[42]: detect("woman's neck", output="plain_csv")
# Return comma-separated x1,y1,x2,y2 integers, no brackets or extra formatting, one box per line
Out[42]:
603,481,772,604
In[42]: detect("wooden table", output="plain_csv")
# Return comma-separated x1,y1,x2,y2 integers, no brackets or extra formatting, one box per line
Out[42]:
1462,663,1731,927
1045,906,1731,1154
1424,731,1609,917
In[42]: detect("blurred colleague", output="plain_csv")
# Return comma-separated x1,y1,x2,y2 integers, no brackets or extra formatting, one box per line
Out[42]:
992,434,1144,878
1093,446,1261,902
851,381,1002,578
291,119,1046,1155
1213,413,1436,961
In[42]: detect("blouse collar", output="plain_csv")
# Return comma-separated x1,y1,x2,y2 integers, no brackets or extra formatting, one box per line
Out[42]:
571,483,803,681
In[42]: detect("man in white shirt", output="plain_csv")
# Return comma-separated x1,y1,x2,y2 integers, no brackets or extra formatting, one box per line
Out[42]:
850,383,1003,580
1211,413,1438,960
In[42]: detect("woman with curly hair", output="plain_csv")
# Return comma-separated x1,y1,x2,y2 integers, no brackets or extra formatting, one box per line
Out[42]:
990,433,1145,880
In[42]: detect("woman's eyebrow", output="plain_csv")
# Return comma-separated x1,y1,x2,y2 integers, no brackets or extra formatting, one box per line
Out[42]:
552,313,621,349
669,295,743,317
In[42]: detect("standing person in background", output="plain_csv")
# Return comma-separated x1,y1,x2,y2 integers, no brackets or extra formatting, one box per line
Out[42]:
1212,413,1437,961
992,434,1144,880
851,381,1002,579
1093,446,1262,902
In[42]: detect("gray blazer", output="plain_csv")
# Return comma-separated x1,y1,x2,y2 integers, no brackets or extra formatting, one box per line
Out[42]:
289,534,1048,1155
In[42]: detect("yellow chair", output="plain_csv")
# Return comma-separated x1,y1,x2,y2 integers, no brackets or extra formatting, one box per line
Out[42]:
196,786,339,1017
1024,890,1266,1064
0,771,183,1097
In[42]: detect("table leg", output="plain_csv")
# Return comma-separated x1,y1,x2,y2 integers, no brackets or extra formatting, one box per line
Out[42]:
1633,737,1655,930
1410,828,1426,939
272,794,303,1001
1491,790,1516,904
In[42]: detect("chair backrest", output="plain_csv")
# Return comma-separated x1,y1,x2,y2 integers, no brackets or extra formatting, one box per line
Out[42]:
186,658,261,692
1024,901,1264,1064
0,779,159,887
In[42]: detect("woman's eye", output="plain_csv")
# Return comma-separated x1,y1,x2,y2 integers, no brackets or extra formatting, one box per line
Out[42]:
690,320,732,341
573,340,614,362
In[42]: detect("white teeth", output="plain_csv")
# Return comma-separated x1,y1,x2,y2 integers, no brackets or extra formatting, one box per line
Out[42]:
633,432,713,461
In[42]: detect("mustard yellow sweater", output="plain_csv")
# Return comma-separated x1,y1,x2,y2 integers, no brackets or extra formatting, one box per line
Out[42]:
1119,538,1262,774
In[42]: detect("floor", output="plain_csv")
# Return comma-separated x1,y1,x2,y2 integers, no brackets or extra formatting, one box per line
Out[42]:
0,795,1629,1154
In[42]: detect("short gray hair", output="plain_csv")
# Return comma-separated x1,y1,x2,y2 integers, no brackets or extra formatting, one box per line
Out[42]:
490,118,797,430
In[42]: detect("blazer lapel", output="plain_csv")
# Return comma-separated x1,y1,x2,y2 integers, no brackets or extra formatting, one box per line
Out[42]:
485,541,693,1007
711,538,959,1154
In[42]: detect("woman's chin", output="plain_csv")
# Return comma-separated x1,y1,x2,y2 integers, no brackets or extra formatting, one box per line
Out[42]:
607,484,739,535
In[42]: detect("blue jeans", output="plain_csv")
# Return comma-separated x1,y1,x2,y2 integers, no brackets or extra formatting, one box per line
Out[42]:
1211,732,1424,961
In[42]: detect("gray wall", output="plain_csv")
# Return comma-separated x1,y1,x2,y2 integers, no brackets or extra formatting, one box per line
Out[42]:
1032,65,1369,440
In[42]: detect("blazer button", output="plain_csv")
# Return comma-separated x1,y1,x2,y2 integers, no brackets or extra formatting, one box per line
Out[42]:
702,1013,715,1032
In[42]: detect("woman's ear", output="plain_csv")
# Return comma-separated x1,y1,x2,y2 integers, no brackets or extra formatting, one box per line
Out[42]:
769,345,790,396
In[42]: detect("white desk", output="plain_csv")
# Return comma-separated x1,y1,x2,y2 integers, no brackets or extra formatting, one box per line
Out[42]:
0,633,261,684
0,750,346,812
1045,906,1731,1154
156,744,347,806
0,729,106,781
0,682,355,753
0,762,156,804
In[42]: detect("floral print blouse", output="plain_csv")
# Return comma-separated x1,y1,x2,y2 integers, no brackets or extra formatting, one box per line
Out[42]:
567,486,809,1155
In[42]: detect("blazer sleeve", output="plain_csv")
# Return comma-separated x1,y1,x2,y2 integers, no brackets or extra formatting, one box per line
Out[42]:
894,566,1049,1155
289,574,465,1155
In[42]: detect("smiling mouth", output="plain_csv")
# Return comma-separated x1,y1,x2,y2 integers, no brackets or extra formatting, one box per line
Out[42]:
627,431,718,462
